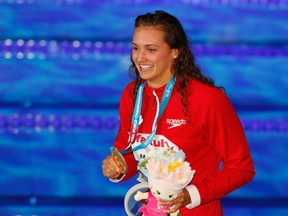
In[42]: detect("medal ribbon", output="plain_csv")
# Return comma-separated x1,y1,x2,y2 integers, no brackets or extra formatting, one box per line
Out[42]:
122,76,176,154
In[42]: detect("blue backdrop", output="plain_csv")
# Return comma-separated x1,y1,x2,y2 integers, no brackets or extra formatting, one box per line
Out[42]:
0,0,287,215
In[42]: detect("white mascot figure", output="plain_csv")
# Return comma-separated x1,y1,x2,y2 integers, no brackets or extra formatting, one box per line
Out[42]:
134,158,195,216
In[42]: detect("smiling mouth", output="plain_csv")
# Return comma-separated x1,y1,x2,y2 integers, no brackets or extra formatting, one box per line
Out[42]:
139,64,153,71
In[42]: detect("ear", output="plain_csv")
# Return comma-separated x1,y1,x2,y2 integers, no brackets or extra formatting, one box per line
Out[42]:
172,49,179,59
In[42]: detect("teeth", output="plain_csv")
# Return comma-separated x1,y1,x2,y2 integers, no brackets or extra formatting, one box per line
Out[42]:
140,65,152,70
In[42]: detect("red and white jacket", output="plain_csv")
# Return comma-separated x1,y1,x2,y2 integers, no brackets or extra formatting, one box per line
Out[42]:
114,78,255,216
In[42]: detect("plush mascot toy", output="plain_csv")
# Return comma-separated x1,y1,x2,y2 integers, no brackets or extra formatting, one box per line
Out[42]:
134,158,195,216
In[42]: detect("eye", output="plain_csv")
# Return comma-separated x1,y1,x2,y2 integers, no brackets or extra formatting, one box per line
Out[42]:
148,48,156,52
169,194,174,198
156,190,161,195
132,46,139,52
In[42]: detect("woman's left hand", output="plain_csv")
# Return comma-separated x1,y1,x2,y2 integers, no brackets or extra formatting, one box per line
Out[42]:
157,188,191,214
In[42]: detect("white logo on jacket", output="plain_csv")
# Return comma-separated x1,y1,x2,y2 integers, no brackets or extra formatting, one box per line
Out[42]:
166,118,186,129
132,134,180,161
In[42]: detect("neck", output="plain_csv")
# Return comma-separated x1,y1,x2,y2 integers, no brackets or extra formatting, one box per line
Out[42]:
147,74,174,89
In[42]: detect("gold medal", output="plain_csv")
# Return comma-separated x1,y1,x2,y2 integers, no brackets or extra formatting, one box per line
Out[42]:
110,147,127,174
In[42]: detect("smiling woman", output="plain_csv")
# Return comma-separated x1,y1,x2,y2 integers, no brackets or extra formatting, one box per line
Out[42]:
131,26,178,88
0,1,287,215
102,10,255,216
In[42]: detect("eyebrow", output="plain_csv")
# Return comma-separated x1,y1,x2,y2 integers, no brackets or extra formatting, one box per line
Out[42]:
132,43,160,47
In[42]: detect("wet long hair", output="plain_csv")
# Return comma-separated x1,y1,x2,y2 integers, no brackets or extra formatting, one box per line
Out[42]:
129,10,223,119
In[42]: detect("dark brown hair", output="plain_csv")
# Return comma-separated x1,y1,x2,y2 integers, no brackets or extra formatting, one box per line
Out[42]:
129,10,223,118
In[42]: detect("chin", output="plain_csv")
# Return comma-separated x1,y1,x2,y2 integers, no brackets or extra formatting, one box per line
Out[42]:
139,74,150,80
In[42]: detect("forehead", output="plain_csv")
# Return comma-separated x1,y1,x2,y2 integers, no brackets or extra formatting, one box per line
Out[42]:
133,26,167,46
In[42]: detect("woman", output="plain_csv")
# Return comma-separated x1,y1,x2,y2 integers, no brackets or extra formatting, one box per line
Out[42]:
102,10,255,215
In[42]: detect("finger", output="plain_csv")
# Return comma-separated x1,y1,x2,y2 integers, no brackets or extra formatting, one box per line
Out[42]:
102,156,121,178
103,156,119,172
158,191,186,212
160,201,178,212
158,200,173,206
166,203,181,214
103,165,120,178
158,196,182,207
108,155,121,173
106,169,120,179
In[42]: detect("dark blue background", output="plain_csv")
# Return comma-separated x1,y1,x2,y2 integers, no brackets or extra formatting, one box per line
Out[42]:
0,0,287,215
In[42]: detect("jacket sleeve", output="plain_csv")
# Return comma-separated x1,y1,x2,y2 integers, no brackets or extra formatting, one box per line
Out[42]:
114,84,138,181
194,91,255,205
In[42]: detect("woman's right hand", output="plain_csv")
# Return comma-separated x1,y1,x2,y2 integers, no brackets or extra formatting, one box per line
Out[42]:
102,155,122,179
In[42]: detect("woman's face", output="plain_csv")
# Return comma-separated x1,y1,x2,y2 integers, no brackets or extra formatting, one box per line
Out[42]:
132,26,178,88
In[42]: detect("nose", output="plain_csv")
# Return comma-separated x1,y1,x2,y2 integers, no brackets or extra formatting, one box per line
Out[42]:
136,50,146,62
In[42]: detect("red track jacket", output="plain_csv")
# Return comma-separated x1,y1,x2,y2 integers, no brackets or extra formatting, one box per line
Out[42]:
114,78,255,215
